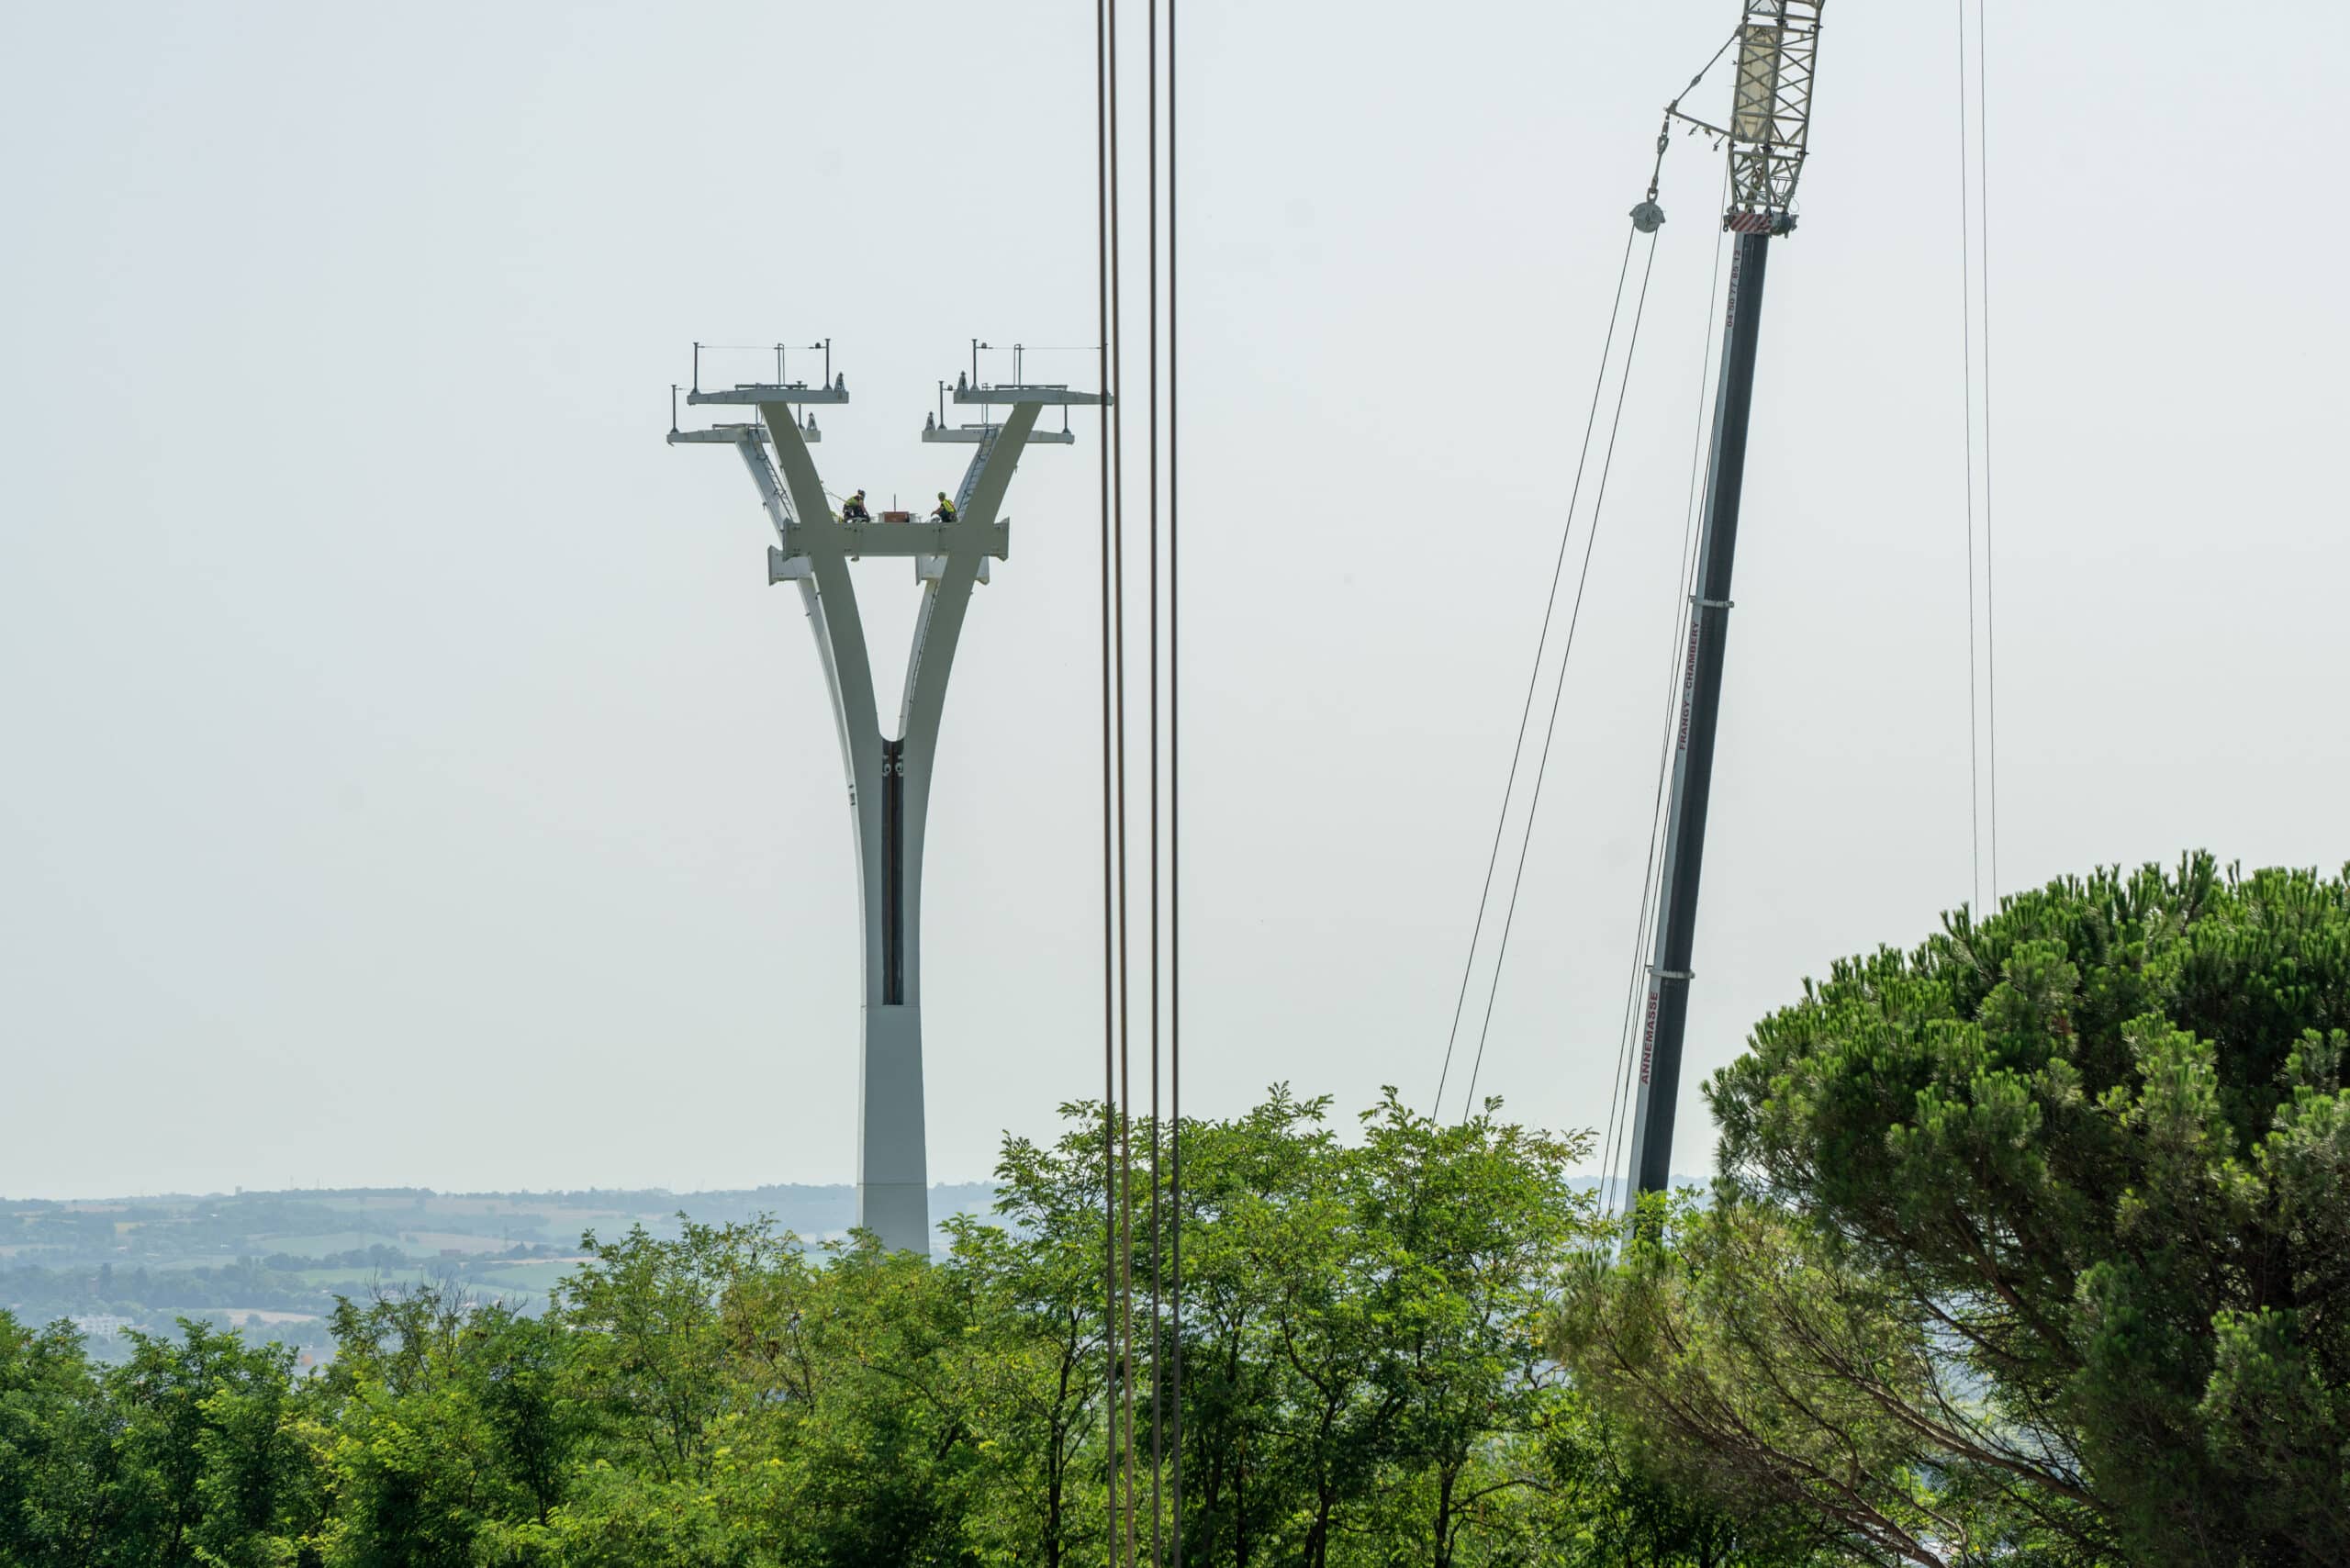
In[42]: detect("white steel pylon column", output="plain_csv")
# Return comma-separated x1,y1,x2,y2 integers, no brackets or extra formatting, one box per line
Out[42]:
669,363,1103,1253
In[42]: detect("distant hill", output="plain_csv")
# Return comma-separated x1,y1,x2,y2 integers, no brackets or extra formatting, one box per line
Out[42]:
0,1182,1000,1362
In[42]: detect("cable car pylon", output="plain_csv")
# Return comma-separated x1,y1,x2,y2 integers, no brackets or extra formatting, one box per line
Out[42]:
667,353,1105,1254
1628,1,1825,1209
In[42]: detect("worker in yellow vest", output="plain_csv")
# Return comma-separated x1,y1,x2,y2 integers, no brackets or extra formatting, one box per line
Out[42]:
931,491,957,523
842,488,871,522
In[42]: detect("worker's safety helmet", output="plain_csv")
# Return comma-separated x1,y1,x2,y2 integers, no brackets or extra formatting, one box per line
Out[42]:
937,491,948,499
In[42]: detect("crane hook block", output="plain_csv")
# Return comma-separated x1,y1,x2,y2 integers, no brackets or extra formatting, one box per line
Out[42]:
1630,200,1666,234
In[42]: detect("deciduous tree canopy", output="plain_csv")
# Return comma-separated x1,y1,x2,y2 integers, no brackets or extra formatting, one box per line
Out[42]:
0,1091,1828,1567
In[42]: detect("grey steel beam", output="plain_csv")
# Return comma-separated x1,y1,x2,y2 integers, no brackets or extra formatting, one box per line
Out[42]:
690,382,850,406
792,518,1009,559
669,423,819,444
951,385,1108,407
924,424,1075,445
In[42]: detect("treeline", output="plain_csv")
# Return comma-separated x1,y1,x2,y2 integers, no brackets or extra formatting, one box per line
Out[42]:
6,1197,411,1255
1,1244,549,1320
0,1091,1828,1568
3,1258,314,1317
4,1194,552,1267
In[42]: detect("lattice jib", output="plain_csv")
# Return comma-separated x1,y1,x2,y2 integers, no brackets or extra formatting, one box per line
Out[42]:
1726,0,1823,232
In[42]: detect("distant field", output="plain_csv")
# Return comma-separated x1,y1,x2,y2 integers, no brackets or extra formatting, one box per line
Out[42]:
261,1232,390,1256
470,1260,586,1294
404,1230,524,1255
295,1268,430,1289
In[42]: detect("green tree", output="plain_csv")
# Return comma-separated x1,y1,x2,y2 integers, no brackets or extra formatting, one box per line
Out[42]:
107,1319,316,1568
0,1313,319,1568
0,1314,128,1566
1557,1194,2087,1565
535,1218,986,1567
309,1291,588,1567
6,1087,1856,1567
1158,1086,1806,1568
1349,1090,1589,1566
1560,855,2350,1566
946,1110,1118,1568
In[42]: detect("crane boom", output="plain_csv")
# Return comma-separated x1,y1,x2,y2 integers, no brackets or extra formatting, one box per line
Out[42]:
1628,1,1825,1206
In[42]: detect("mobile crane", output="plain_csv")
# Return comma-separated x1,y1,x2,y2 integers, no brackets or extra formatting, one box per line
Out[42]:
1628,1,1826,1204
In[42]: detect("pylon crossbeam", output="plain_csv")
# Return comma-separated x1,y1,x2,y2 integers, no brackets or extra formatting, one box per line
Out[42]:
951,385,1110,407
689,382,848,405
925,424,1076,446
784,518,1010,559
667,422,820,445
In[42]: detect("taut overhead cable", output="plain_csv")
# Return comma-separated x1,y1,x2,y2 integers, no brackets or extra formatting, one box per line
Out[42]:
1098,0,1181,1559
1431,225,1646,1121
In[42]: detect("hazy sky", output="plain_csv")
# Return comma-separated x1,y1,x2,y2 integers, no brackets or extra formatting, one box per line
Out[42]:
4,3,2344,1199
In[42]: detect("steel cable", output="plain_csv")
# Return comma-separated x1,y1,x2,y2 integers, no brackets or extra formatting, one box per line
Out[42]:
1958,0,1984,917
1979,0,2001,902
1459,227,1664,1120
1146,0,1166,1554
1164,0,1183,1557
1092,0,1129,1554
1097,5,1180,1557
1109,0,1136,1544
1430,227,1643,1119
